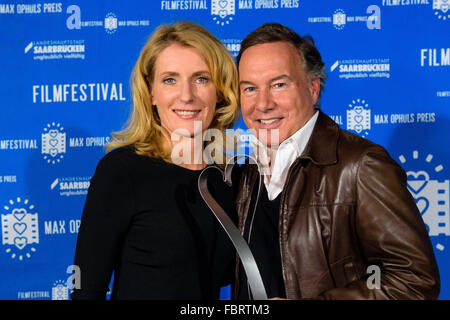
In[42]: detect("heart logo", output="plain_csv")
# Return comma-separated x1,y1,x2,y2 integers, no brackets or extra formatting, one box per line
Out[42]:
354,115,363,123
218,9,227,18
219,0,228,8
14,237,27,250
49,129,59,137
49,139,58,147
13,222,27,235
353,106,363,114
198,155,267,300
12,208,27,221
354,124,363,133
415,197,429,215
406,170,429,194
50,148,58,157
441,4,449,13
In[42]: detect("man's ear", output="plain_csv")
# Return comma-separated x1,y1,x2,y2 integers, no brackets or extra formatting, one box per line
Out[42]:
309,77,320,105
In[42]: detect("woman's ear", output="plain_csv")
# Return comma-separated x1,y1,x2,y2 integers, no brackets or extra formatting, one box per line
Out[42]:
146,75,155,105
150,89,157,107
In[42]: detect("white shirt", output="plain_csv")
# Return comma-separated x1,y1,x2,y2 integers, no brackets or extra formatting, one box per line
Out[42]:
250,111,319,200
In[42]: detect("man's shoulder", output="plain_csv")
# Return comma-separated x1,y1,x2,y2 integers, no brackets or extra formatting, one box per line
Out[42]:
317,111,381,153
311,118,403,183
332,125,390,161
338,127,381,149
310,111,391,165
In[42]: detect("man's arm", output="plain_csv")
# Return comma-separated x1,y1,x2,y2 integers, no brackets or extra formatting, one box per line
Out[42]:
319,146,440,299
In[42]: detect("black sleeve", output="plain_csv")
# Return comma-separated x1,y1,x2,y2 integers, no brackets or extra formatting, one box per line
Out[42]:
70,152,135,300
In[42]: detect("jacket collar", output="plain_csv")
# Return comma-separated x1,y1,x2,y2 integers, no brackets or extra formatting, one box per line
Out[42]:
300,109,339,166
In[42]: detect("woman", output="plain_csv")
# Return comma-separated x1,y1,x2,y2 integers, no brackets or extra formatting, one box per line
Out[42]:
71,22,240,300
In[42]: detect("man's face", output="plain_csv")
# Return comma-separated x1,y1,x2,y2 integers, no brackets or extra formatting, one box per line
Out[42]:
239,41,320,146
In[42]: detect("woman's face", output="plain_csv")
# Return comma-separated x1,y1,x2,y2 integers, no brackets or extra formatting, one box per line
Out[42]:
151,43,217,138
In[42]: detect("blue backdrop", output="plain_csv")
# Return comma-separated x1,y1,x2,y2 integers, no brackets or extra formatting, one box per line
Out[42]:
1,0,449,300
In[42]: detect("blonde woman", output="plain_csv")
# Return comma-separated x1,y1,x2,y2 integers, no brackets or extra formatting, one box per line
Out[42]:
71,22,240,300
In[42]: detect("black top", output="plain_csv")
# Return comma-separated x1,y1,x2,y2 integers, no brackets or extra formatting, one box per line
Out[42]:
238,179,286,299
71,147,239,300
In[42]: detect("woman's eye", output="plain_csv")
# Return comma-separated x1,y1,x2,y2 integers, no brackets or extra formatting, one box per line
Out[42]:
163,78,175,85
196,76,209,84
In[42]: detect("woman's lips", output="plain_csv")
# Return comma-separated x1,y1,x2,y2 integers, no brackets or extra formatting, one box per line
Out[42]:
173,109,201,119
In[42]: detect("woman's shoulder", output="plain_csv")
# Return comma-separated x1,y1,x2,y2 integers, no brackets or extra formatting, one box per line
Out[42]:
97,146,137,170
97,146,170,176
102,146,137,161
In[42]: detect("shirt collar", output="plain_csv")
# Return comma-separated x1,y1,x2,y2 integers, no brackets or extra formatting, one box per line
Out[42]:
285,110,319,155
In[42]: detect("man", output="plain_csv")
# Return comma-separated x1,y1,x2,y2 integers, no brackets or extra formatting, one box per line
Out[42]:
235,23,440,299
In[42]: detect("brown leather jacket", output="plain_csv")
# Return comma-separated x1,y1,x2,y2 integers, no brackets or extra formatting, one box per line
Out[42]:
234,111,440,299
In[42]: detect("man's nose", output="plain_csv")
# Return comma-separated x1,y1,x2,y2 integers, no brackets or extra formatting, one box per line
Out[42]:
179,80,195,103
255,88,275,112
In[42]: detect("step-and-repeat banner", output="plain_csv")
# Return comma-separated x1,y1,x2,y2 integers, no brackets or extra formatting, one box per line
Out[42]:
0,0,449,300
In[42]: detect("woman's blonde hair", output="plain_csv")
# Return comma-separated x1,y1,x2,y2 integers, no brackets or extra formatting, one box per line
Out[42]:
106,22,239,163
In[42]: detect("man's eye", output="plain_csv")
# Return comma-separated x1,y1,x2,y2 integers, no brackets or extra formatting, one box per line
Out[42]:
243,87,256,93
163,78,175,85
273,82,286,89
